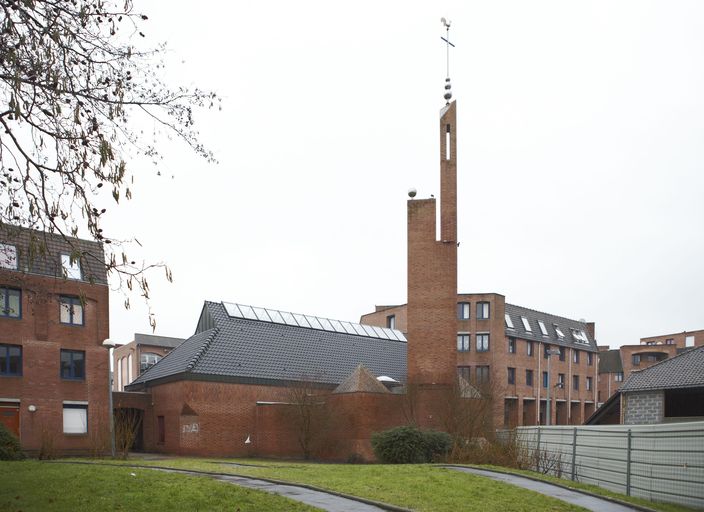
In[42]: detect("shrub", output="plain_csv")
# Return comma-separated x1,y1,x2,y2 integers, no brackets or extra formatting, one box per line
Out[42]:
371,426,452,464
423,430,452,462
0,423,25,460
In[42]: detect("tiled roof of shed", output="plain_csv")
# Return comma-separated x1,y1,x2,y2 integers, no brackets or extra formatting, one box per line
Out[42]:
129,301,406,389
0,225,107,285
505,303,597,352
620,346,704,392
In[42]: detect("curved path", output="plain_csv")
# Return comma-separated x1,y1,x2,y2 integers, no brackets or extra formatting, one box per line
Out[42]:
443,466,647,512
154,467,397,512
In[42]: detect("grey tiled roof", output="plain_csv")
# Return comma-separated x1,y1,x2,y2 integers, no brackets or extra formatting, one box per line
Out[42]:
134,333,185,348
505,304,597,352
129,301,407,389
598,350,623,374
0,224,107,285
620,346,704,392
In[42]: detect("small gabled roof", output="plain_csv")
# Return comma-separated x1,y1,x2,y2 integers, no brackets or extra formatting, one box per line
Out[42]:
333,364,390,394
621,346,704,392
598,349,623,374
505,303,597,352
129,301,406,389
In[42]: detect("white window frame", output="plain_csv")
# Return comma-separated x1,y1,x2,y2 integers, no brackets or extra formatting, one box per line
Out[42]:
538,321,548,336
63,402,88,434
505,314,514,329
61,254,82,280
685,335,695,348
554,325,565,338
521,317,532,332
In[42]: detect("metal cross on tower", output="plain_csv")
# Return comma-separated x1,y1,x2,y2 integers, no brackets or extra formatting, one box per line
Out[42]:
441,18,455,103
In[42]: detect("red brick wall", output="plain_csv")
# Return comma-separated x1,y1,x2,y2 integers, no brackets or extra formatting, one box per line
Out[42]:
406,102,458,388
640,330,704,349
0,270,110,455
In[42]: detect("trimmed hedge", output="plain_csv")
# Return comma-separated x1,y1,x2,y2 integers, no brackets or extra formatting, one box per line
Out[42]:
0,423,24,461
371,426,451,464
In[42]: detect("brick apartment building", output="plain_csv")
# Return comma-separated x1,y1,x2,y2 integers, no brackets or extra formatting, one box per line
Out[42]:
361,296,600,427
113,333,184,391
640,329,703,350
595,327,702,407
0,226,109,455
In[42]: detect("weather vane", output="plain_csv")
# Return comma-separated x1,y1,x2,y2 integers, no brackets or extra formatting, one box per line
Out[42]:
441,17,455,103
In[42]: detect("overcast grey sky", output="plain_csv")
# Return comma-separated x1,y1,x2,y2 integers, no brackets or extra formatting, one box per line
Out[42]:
106,1,703,348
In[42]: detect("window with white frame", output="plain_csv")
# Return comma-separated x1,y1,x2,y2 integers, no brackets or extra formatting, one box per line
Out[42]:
0,244,18,270
521,317,532,332
61,254,81,280
686,335,695,348
505,314,514,329
63,403,88,434
140,352,162,373
538,321,548,336
457,333,470,352
476,333,490,352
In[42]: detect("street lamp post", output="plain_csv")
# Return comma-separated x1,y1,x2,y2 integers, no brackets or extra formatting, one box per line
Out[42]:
102,339,117,457
545,348,561,426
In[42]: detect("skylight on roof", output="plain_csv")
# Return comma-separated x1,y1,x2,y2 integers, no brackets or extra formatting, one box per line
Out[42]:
538,321,548,336
505,314,514,329
222,302,407,342
554,325,565,338
571,329,589,343
521,317,532,332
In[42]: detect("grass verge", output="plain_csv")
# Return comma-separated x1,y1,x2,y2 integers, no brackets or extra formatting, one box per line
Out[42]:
80,456,588,511
0,460,317,512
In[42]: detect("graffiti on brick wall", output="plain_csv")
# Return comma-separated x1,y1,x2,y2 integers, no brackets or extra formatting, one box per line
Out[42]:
182,423,199,434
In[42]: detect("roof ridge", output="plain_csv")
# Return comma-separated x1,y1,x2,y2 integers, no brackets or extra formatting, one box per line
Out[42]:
186,327,219,371
506,303,588,326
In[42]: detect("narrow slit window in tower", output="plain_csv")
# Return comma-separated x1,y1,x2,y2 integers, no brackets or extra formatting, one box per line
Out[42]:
445,124,451,160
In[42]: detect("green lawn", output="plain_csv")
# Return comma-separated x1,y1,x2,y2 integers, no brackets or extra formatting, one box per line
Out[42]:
88,456,699,512
84,457,587,511
0,460,317,512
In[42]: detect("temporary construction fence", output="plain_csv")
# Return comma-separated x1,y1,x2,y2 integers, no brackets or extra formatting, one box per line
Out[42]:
510,421,704,509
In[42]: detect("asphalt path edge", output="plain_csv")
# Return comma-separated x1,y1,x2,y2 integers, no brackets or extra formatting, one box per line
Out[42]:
439,464,660,512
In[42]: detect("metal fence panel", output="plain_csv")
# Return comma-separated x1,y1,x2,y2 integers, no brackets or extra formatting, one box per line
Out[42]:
513,421,704,509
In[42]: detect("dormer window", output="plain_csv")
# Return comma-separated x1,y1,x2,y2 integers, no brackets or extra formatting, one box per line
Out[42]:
571,329,589,343
538,321,548,336
505,314,514,329
0,244,18,270
61,254,81,280
521,316,532,332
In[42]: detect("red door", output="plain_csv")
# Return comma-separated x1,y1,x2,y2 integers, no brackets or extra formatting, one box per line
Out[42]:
0,403,20,437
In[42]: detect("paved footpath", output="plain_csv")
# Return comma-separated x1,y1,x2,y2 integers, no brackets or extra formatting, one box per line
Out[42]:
444,466,645,512
156,467,391,512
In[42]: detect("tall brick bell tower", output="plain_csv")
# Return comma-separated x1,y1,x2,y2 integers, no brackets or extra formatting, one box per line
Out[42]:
407,20,459,397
